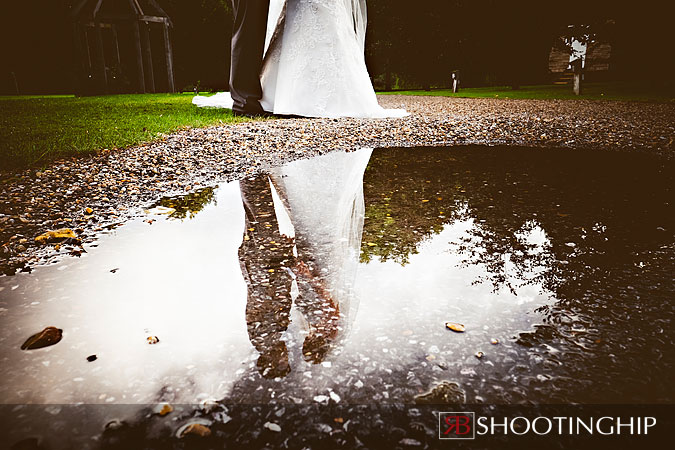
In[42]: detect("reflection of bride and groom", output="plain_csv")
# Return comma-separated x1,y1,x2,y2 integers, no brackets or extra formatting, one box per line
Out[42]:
194,0,407,118
199,1,403,378
239,150,371,378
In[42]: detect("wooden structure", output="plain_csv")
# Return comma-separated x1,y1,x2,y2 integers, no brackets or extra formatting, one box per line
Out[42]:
549,42,613,75
548,46,571,74
548,36,613,88
585,42,612,72
71,0,175,95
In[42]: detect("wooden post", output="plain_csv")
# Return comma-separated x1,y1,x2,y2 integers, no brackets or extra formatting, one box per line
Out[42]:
10,71,19,95
141,22,155,93
148,0,172,23
132,0,145,15
162,19,175,93
573,73,582,95
94,22,108,93
83,26,92,73
92,0,104,17
452,71,460,93
132,20,146,93
572,58,583,96
71,0,91,18
72,22,85,95
111,24,122,74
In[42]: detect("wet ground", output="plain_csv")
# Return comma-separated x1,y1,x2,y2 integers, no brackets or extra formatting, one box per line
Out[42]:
2,96,674,277
0,146,673,449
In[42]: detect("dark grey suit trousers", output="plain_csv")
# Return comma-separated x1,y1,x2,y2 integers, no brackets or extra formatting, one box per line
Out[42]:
230,0,270,114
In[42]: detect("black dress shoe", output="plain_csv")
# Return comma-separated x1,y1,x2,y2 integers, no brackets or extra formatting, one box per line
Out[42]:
273,112,305,119
232,109,276,118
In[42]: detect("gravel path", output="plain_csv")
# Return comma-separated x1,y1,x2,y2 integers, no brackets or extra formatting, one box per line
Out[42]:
1,95,674,275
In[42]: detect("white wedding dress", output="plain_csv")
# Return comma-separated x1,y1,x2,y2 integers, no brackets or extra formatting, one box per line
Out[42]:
193,0,407,118
267,148,372,349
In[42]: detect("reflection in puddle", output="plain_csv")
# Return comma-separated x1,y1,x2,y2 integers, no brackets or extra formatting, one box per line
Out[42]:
239,150,369,378
153,186,218,220
0,146,673,443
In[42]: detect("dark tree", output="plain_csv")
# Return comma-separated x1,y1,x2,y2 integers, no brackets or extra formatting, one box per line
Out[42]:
2,0,672,94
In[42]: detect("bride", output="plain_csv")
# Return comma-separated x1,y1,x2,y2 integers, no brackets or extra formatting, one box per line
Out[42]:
194,0,407,119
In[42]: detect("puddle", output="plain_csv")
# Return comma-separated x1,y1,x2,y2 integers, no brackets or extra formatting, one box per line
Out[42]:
0,146,673,444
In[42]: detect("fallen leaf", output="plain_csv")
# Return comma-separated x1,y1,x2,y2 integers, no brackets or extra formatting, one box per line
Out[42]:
156,403,173,416
145,206,175,216
21,327,63,350
178,423,211,438
35,229,77,244
445,322,465,333
415,381,465,404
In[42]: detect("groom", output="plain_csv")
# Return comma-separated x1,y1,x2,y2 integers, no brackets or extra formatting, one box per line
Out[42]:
230,0,270,116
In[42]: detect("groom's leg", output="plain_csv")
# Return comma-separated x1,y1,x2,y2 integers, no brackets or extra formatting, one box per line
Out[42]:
230,0,270,114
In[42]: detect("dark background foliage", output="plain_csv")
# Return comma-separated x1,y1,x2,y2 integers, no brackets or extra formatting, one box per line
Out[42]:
0,0,672,94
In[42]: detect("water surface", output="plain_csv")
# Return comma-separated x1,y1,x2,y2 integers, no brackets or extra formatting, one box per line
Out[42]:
0,146,673,445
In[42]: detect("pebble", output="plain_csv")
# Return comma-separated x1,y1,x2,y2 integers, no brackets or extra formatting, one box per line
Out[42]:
316,423,332,433
264,422,281,432
104,419,124,431
313,395,330,404
399,438,423,448
329,391,341,403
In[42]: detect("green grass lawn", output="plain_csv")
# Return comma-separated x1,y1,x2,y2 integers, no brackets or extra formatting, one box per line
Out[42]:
380,82,675,103
0,93,246,170
2,83,672,171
